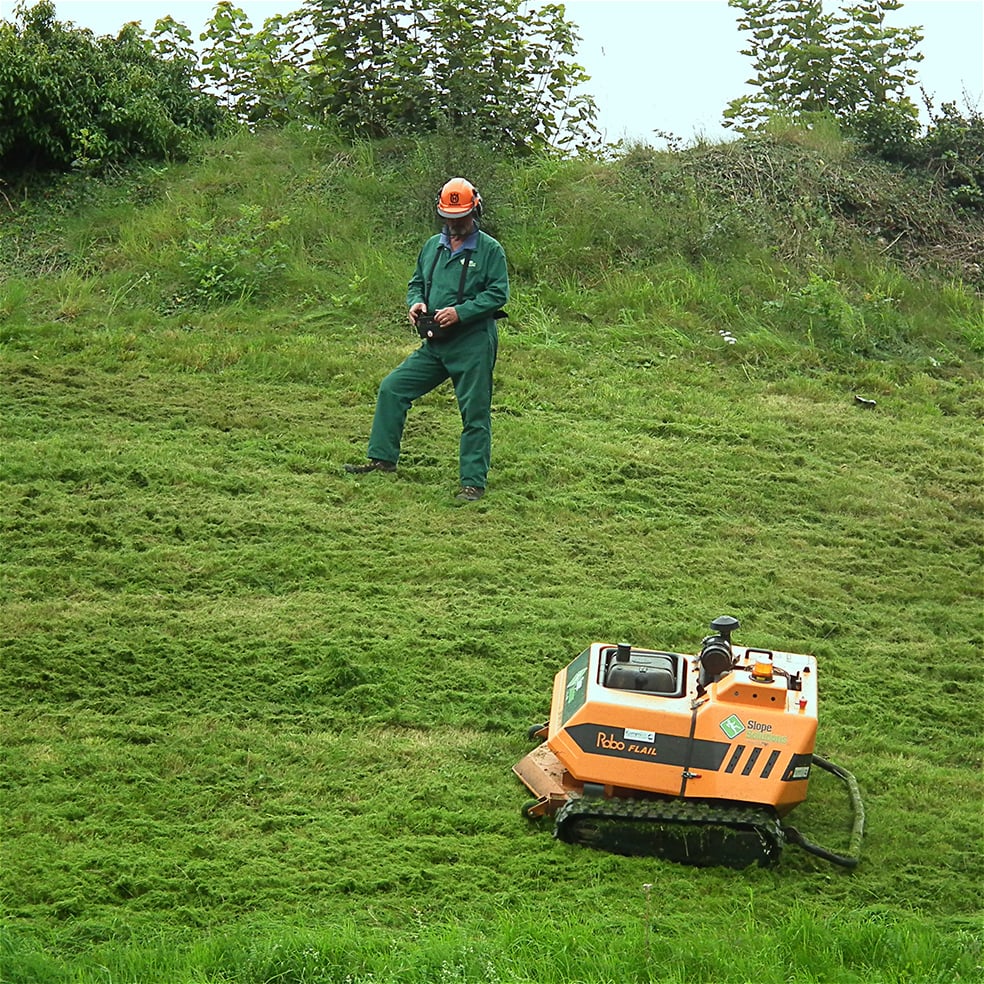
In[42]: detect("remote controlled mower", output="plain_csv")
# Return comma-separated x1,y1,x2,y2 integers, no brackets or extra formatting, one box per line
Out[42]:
514,616,864,868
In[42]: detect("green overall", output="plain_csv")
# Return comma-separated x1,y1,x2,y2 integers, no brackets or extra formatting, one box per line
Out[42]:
367,229,509,489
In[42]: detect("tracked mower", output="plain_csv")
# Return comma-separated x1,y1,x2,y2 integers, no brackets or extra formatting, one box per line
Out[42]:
514,616,864,869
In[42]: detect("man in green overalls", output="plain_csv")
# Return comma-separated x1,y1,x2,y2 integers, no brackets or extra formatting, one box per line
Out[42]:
345,178,509,503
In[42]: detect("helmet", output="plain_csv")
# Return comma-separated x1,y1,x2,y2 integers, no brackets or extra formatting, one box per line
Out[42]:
437,177,482,219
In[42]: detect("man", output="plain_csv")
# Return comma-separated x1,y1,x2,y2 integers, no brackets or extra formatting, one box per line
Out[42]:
345,177,509,503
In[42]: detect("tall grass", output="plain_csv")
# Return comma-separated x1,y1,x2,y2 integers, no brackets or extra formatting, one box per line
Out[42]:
1,906,977,983
1,128,982,983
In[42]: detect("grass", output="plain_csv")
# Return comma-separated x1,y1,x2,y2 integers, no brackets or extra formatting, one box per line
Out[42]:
1,127,983,983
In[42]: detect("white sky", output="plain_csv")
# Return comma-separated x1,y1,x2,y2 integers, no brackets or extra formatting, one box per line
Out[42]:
4,0,982,147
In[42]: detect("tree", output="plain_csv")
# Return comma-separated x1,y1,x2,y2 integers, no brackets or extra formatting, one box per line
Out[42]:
299,0,599,155
724,0,923,152
191,3,313,126
0,1,228,173
725,0,843,122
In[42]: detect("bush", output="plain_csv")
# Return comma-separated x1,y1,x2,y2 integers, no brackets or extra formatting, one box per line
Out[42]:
176,204,291,307
917,101,984,209
846,101,921,162
0,1,228,174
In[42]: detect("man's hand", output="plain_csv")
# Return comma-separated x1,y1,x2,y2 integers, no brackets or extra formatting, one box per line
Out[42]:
434,307,459,328
409,302,427,325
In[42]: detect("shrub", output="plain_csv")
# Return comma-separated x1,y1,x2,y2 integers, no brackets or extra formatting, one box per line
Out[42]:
917,101,984,209
0,1,228,174
177,204,291,307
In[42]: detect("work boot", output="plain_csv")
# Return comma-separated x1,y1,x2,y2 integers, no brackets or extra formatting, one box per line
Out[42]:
344,458,396,474
455,486,485,502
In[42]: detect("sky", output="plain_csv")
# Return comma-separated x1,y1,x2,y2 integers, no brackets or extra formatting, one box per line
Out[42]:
4,0,982,147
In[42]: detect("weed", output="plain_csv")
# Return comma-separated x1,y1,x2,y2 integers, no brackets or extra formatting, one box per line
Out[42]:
177,203,291,307
0,277,31,330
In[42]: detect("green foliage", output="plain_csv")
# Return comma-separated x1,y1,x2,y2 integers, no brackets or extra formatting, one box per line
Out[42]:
176,203,292,307
300,0,599,155
121,0,601,156
615,127,984,290
1,0,598,164
836,1,923,105
194,2,313,126
760,271,914,355
0,1,228,174
721,1,983,200
845,99,920,160
726,0,842,123
917,100,984,209
725,0,923,158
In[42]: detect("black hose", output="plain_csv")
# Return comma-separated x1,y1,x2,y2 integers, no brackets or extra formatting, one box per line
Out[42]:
782,754,865,869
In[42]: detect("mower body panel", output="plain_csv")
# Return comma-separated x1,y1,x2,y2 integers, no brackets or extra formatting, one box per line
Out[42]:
516,641,818,817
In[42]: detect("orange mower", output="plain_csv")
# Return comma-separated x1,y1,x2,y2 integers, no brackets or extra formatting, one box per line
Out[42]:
514,616,864,868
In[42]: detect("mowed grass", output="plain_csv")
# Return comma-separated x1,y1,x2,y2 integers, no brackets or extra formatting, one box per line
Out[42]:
1,130,983,982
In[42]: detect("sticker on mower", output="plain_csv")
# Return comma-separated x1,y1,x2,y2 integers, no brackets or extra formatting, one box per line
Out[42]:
561,650,591,724
567,724,730,769
720,714,746,739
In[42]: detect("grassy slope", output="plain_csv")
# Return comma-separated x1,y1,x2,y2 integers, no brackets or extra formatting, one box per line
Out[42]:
1,129,982,983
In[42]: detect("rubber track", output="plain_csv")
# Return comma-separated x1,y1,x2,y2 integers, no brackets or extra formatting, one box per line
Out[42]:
554,796,785,868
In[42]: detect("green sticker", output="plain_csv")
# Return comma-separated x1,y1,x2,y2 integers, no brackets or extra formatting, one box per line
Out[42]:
720,714,745,739
562,649,591,724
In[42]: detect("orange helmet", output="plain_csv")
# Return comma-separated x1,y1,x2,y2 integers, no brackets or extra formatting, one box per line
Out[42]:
437,177,482,219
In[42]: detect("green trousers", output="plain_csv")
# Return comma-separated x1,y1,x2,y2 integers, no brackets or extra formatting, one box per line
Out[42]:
367,326,499,489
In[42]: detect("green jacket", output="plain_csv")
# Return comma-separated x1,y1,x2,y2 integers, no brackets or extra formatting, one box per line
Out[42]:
407,229,509,336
